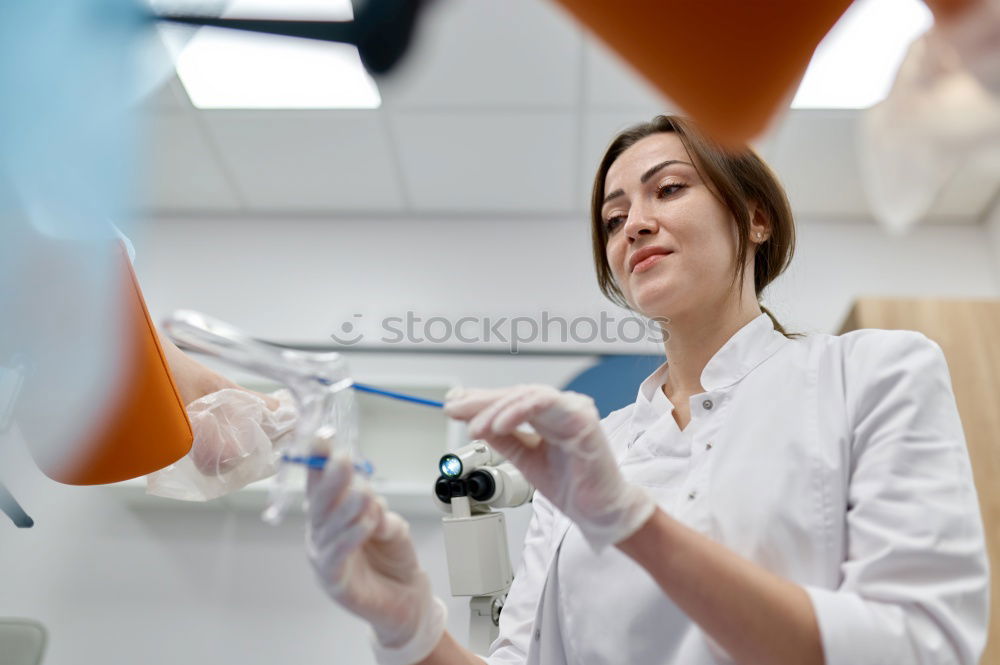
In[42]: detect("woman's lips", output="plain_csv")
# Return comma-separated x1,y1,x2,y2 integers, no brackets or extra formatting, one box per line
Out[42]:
632,252,671,274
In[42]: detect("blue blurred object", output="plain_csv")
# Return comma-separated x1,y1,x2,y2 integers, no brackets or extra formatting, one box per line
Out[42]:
563,355,666,418
0,0,149,477
281,455,374,476
0,480,34,528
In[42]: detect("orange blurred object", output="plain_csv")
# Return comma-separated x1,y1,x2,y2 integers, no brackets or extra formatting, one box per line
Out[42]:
554,0,855,146
32,243,193,485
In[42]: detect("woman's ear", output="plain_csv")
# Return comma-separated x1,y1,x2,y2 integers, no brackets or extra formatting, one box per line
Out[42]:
748,202,770,243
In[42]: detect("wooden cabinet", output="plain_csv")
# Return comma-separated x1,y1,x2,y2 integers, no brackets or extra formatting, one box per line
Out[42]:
840,298,1000,664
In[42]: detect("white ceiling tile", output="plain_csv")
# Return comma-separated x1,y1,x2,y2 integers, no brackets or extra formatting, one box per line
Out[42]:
139,6,996,227
203,111,405,212
578,112,659,209
768,110,871,220
391,112,577,212
582,37,675,111
770,110,997,224
378,0,583,109
137,112,242,212
749,135,780,163
749,115,788,162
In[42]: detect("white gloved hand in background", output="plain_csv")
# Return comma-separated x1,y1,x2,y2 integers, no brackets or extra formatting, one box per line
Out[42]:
444,385,656,551
307,455,446,665
146,388,297,501
858,0,1000,234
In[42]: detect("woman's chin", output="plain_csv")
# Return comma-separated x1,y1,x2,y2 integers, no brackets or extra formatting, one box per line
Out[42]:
631,287,686,321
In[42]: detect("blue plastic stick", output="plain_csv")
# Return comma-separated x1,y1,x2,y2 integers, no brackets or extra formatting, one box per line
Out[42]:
351,382,445,408
282,454,373,475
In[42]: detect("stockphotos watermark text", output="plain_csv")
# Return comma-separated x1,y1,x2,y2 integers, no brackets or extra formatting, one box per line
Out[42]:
330,311,670,353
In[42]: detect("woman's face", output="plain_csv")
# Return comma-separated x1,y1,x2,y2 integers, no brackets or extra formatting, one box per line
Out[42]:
602,132,746,320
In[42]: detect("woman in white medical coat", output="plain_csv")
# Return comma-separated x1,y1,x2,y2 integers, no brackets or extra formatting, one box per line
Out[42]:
305,115,990,665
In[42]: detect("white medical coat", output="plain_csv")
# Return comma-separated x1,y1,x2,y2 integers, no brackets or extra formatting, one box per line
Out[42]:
484,313,989,665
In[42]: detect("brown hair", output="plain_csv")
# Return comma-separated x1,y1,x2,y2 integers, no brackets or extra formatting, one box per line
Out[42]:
590,115,798,338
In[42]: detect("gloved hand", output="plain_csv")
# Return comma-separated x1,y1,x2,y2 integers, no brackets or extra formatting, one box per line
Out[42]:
444,385,656,551
146,388,297,501
186,388,296,476
306,454,446,665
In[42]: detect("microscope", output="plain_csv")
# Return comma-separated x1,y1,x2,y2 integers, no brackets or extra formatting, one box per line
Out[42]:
433,441,534,654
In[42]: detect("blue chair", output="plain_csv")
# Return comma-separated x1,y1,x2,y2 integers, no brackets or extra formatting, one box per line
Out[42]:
563,355,665,418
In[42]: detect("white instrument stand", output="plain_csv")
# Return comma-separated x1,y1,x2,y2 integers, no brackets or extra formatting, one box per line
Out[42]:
441,495,513,654
435,445,533,655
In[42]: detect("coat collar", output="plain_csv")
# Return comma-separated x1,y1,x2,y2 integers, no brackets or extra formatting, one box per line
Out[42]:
634,313,790,415
699,312,789,392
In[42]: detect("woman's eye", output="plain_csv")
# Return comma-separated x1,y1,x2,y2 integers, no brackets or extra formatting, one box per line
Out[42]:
657,183,686,198
604,215,625,234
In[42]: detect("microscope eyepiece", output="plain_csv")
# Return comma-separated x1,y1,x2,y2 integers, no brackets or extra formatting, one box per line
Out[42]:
466,470,496,502
435,443,530,509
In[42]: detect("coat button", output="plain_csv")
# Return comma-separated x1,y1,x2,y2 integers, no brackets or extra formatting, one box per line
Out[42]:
706,442,713,450
687,490,697,500
702,399,714,410
534,628,541,641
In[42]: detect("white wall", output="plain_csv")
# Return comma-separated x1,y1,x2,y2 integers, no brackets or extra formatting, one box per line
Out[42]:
768,219,1000,332
132,215,999,343
2,214,997,665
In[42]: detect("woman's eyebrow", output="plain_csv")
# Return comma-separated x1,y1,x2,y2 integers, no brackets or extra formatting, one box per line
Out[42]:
603,159,693,205
640,159,691,184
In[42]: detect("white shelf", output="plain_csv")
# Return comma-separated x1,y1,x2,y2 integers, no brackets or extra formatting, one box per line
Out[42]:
111,475,445,518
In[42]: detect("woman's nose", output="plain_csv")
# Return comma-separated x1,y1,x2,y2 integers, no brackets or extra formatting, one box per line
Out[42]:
624,207,658,240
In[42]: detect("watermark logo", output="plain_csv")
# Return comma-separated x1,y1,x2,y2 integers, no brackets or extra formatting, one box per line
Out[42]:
330,311,669,353
330,314,365,346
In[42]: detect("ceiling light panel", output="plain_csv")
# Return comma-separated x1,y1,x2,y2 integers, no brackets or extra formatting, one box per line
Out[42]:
159,0,380,109
792,0,933,109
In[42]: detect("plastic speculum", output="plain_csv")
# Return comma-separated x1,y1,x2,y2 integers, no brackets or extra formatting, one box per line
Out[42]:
163,310,366,524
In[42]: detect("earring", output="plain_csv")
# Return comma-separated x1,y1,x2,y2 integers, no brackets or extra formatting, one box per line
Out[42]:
756,232,764,241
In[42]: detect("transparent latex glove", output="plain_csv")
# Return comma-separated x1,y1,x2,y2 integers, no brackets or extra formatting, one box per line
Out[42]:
444,385,656,551
146,388,296,501
859,0,1000,233
306,455,446,665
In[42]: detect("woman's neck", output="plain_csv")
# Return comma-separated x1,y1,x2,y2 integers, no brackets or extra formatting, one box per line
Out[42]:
659,299,762,399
